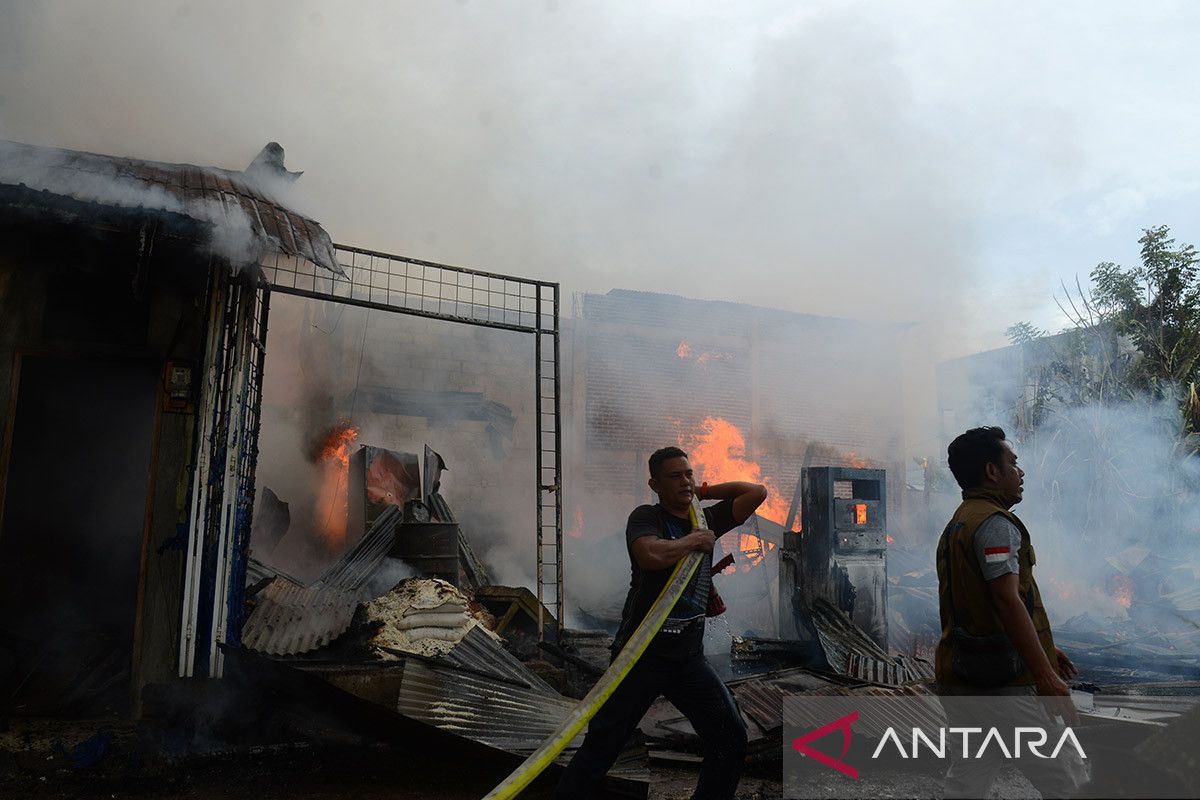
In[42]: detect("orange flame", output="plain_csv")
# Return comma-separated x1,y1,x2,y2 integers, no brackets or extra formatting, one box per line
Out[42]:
314,420,359,550
675,340,731,367
567,509,584,539
686,417,791,525
843,451,870,468
1109,574,1134,609
682,416,798,569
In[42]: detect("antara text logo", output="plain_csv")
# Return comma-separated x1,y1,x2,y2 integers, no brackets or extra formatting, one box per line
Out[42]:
791,710,1087,779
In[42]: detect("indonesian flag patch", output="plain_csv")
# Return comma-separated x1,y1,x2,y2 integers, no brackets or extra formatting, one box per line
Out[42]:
984,546,1011,563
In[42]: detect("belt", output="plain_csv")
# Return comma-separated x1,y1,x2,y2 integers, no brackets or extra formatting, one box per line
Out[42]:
659,614,705,635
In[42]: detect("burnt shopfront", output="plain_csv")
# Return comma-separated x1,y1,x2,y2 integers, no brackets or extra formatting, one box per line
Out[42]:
0,140,339,715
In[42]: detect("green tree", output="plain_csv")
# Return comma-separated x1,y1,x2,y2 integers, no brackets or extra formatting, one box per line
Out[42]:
1089,225,1200,396
1003,227,1200,552
1013,225,1200,451
1004,321,1047,346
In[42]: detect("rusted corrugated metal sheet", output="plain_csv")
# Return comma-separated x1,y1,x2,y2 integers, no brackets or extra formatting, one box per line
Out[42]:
734,680,786,734
728,667,850,736
846,650,903,685
0,138,341,274
241,506,401,655
807,598,930,687
895,653,936,683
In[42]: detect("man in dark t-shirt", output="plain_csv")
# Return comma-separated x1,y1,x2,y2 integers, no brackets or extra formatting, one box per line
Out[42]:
555,446,767,800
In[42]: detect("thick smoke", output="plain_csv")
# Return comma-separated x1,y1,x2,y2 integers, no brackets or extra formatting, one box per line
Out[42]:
6,2,1198,640
938,344,1200,628
255,293,539,586
364,558,418,600
1015,396,1200,624
0,142,263,266
0,2,986,335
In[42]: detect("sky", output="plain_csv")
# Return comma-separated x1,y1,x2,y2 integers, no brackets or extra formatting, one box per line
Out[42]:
2,0,1198,356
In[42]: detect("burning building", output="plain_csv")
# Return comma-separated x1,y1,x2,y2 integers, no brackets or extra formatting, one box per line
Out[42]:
0,139,340,716
0,139,566,720
566,289,910,642
576,290,907,507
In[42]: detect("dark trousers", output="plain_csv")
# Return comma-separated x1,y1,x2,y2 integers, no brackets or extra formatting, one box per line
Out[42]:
554,651,748,800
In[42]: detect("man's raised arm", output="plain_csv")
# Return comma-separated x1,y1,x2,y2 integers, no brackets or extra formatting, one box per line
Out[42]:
703,481,768,525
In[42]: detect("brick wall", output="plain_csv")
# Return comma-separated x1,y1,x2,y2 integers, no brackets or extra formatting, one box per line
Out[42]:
575,290,908,520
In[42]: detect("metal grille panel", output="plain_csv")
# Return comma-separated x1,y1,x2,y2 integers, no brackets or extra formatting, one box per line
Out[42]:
260,244,564,641
260,245,553,333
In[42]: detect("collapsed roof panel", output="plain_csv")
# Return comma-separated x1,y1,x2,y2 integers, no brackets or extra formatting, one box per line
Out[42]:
0,139,342,275
396,659,578,755
241,506,401,656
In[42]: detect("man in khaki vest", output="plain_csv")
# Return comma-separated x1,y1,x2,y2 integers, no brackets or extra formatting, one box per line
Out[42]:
936,426,1086,797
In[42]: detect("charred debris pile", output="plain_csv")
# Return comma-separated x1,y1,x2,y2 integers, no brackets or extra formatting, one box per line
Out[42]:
886,540,1200,685
236,453,933,776
235,449,1200,785
236,440,652,792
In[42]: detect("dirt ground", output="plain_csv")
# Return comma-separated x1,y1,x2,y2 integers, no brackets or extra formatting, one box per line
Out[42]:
0,715,764,800
0,743,784,800
0,717,1046,800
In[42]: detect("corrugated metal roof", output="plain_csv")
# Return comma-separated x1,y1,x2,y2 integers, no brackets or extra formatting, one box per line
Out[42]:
641,667,843,751
846,651,903,685
1163,585,1200,613
734,680,786,733
239,579,360,655
808,598,920,687
317,505,403,588
396,659,580,755
245,556,305,588
894,653,936,683
241,506,401,655
440,626,556,693
301,656,646,793
390,625,594,755
0,139,341,274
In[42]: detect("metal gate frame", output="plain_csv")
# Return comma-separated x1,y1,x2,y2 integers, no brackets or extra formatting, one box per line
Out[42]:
179,245,563,678
179,268,271,678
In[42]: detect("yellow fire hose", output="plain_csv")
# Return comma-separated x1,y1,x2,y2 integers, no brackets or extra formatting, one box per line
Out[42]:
482,500,706,799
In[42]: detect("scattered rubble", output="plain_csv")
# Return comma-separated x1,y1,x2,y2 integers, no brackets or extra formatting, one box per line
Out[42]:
233,449,1200,799
363,578,495,658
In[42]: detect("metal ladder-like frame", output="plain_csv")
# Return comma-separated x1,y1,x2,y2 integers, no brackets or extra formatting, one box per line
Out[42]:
534,284,563,642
